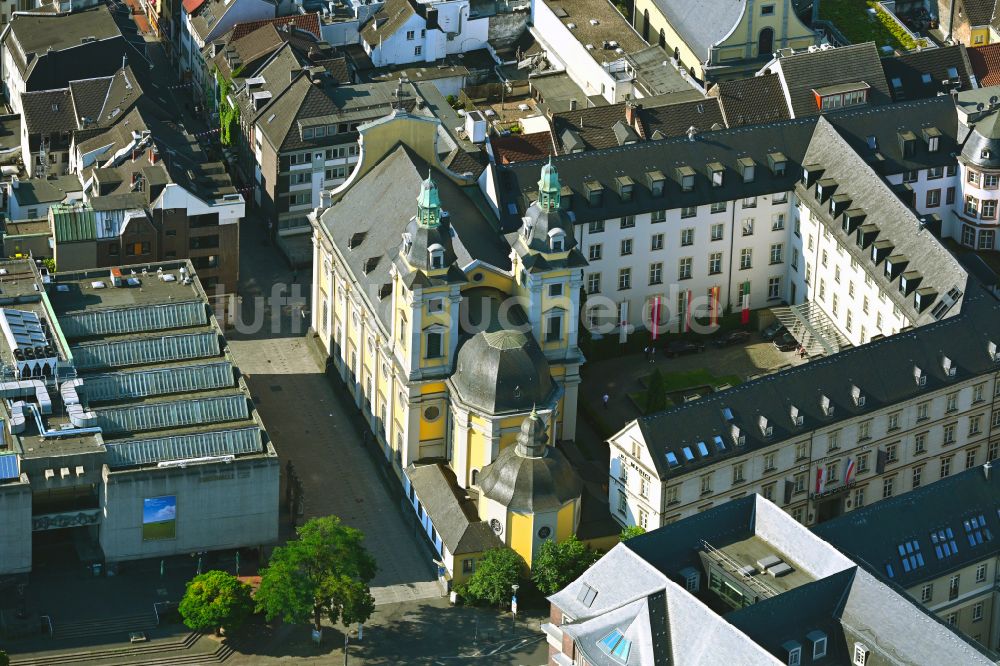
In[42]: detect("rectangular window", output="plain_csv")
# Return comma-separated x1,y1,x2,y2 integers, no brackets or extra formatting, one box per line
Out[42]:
740,248,752,270
742,218,754,236
983,200,997,219
767,276,781,299
970,415,983,436
618,268,631,290
545,313,563,342
587,273,601,294
709,252,723,275
944,423,957,445
966,448,977,469
681,228,694,246
425,331,443,358
681,206,697,218
920,584,933,603
743,196,757,208
914,432,927,454
941,456,953,478
678,258,692,280
973,602,984,622
770,243,783,264
620,239,633,256
711,223,724,241
620,216,636,229
949,574,960,600
771,213,785,231
711,201,727,213
764,453,776,472
912,465,923,488
966,195,980,217
976,563,987,583
649,262,663,285
414,46,422,56
946,186,956,204
588,244,603,261
926,189,941,207
651,234,664,251
588,220,605,234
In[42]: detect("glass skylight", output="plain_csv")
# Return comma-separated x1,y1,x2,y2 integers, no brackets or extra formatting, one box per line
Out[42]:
963,514,992,547
930,528,959,559
599,629,632,664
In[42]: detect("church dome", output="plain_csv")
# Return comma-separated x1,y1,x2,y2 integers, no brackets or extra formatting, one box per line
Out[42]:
478,410,582,514
451,329,553,413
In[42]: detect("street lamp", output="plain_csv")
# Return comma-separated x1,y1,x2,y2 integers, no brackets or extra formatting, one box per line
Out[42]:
510,583,520,636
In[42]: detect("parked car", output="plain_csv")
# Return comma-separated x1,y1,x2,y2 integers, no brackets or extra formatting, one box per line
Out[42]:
760,321,787,341
773,331,798,352
664,339,706,357
712,330,752,347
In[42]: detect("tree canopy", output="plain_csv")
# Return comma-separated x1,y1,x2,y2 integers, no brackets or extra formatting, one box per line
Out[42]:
178,570,255,634
255,516,377,632
462,547,524,607
620,525,646,541
532,536,601,595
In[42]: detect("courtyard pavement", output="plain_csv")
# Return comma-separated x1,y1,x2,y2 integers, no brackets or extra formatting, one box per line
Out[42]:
225,216,441,604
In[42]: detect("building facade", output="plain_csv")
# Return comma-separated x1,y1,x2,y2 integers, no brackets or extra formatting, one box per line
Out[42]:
0,259,279,576
310,111,588,576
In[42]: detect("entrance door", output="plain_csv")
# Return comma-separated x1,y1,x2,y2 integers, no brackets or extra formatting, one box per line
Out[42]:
815,496,844,523
758,28,774,56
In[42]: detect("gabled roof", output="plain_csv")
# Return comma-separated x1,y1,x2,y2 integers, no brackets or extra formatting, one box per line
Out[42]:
22,68,144,136
813,464,1000,588
967,42,1000,87
361,0,417,49
881,45,976,101
230,12,320,40
710,73,791,127
962,0,997,25
405,462,501,555
490,132,557,164
317,144,510,329
772,42,892,117
644,0,746,60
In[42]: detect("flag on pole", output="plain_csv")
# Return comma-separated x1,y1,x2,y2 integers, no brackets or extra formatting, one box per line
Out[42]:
815,466,826,495
740,281,751,325
709,286,720,326
685,290,693,332
844,457,856,485
651,295,661,341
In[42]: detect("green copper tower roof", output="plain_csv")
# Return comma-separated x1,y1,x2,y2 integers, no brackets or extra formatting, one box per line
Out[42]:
537,157,561,212
416,174,441,228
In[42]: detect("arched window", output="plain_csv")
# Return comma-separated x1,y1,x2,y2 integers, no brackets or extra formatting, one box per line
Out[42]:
428,243,444,269
758,27,774,56
658,29,666,50
471,469,479,485
548,229,566,252
642,9,650,41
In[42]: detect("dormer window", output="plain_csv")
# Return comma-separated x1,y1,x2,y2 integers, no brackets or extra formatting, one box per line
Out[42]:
646,170,666,197
738,157,755,183
767,152,787,176
813,82,870,110
922,126,941,152
676,165,695,192
708,162,724,187
548,228,566,252
616,175,634,201
428,243,445,269
898,130,916,158
585,180,604,206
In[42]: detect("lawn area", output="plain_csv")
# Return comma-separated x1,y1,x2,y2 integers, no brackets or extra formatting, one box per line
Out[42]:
628,369,743,416
820,0,923,51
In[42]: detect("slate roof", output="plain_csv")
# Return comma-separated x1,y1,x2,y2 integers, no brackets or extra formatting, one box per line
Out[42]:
710,74,791,127
405,463,501,555
317,142,510,329
11,174,82,207
771,42,892,117
967,42,1000,86
881,45,975,101
490,132,556,164
644,0,745,60
813,464,1000,588
798,117,967,325
21,68,144,135
361,0,416,49
256,75,405,153
962,0,997,25
631,281,1000,482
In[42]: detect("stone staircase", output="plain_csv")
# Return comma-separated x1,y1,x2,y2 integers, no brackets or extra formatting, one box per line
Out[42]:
50,613,159,642
10,630,236,666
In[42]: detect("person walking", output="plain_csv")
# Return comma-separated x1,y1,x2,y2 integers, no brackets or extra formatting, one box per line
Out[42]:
602,393,610,409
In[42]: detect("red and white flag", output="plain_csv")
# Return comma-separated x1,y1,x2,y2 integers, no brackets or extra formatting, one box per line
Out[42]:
844,458,856,485
815,466,826,495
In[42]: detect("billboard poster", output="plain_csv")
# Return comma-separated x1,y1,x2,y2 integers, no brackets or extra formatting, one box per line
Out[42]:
142,495,177,541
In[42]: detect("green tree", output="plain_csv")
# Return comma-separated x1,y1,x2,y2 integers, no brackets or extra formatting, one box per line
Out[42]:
620,525,646,541
644,369,667,414
532,536,600,595
178,570,254,635
255,516,377,634
462,547,524,607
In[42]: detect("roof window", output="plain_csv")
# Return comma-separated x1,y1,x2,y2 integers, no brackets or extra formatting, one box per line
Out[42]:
598,629,632,664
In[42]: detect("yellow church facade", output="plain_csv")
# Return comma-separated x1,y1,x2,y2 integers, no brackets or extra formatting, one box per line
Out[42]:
309,110,586,579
